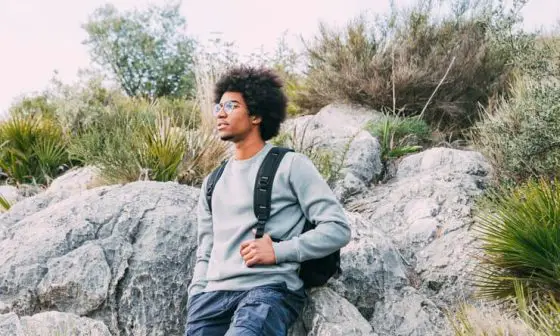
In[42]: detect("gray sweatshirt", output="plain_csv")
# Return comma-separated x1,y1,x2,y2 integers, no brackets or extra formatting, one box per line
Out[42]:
188,143,351,296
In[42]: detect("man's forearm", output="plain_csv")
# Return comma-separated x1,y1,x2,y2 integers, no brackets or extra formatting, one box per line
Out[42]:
273,153,351,263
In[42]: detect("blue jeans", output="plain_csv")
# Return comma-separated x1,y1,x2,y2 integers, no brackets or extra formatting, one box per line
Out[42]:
185,282,306,336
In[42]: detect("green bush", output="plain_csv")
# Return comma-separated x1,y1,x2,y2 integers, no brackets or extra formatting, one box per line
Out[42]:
473,177,560,302
67,97,192,184
366,113,430,161
471,77,560,184
0,114,70,185
297,0,530,132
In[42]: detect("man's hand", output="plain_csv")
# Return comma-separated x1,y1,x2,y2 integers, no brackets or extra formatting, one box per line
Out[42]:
240,233,276,267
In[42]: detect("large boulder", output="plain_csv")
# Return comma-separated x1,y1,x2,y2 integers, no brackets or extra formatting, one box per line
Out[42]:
0,181,200,335
282,104,384,202
328,212,409,320
290,287,377,336
346,147,492,333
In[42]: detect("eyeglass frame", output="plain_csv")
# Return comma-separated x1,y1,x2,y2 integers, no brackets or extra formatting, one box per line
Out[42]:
213,100,243,116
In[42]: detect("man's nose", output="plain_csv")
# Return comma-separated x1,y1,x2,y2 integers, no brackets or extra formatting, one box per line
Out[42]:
215,106,227,118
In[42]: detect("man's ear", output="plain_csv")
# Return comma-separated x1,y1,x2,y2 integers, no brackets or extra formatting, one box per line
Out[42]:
251,115,262,125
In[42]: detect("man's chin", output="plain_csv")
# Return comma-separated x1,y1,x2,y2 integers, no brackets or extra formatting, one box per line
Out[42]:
219,133,234,141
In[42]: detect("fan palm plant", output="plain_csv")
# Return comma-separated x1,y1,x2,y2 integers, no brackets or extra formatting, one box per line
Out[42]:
473,177,560,301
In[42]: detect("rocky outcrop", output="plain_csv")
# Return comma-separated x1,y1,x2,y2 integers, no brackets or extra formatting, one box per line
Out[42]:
0,105,493,335
282,104,384,202
345,147,491,334
0,181,199,335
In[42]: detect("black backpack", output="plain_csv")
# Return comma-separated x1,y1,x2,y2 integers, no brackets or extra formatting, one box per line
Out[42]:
205,146,341,288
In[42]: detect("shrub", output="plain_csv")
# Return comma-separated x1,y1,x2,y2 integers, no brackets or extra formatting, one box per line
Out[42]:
0,114,70,185
67,97,194,184
365,113,430,161
471,77,560,184
473,177,560,302
297,0,529,132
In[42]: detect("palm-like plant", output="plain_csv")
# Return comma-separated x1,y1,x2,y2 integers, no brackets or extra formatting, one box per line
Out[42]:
0,115,69,185
138,113,186,182
473,178,560,301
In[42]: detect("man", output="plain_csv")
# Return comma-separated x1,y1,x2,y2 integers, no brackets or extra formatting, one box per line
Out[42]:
185,66,351,336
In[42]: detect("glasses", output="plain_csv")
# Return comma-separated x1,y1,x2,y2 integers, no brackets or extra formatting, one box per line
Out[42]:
213,100,241,116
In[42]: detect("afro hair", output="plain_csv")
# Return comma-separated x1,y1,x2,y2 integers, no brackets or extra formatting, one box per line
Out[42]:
214,66,287,141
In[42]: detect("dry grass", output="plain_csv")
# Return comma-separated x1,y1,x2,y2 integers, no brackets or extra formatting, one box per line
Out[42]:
176,57,231,186
450,302,533,336
297,1,520,133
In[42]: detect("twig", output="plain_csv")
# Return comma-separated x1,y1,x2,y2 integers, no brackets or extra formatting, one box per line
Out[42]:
417,56,456,120
392,45,396,116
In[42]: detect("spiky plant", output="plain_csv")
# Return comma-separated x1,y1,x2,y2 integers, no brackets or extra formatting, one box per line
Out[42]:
0,114,69,185
473,177,560,302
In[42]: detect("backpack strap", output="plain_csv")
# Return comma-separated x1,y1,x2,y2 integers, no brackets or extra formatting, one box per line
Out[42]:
205,159,227,213
254,147,294,239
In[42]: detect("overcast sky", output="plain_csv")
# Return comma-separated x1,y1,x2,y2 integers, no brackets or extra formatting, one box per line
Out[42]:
0,0,558,114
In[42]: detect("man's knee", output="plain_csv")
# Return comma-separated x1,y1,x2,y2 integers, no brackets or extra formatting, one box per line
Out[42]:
231,301,274,334
185,291,230,336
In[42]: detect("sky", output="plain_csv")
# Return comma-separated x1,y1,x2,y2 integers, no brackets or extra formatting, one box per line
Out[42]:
0,0,559,114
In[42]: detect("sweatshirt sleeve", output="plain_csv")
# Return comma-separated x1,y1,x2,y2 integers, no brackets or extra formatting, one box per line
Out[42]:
273,153,351,263
187,177,213,297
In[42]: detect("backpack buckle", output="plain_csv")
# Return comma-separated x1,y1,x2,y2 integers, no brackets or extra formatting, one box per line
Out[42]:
258,176,269,187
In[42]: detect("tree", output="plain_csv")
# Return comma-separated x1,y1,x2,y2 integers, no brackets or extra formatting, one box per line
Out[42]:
82,1,196,99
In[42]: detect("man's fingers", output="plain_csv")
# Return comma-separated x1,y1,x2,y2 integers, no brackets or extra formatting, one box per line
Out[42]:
240,240,251,250
242,250,256,262
245,255,259,267
240,242,254,256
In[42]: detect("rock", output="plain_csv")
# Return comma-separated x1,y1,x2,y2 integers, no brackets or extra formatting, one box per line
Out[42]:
0,181,200,336
0,312,24,336
282,104,383,202
370,287,450,336
47,166,102,196
300,287,377,336
345,147,492,332
328,212,409,320
36,243,111,315
0,167,101,226
396,147,490,179
0,311,112,335
415,227,481,305
0,185,23,206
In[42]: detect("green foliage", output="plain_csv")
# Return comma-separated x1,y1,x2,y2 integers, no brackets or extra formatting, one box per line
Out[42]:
0,115,70,185
471,77,560,184
82,1,196,99
67,96,198,184
298,0,532,132
0,194,11,212
9,94,57,120
473,177,560,303
366,113,430,161
137,115,186,182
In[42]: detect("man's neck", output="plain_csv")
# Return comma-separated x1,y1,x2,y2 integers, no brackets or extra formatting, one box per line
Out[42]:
233,136,266,161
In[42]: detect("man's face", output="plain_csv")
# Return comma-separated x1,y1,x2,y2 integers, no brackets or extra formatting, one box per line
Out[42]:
214,92,259,142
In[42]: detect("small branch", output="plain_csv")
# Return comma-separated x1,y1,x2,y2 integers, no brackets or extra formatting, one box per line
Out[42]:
418,56,456,120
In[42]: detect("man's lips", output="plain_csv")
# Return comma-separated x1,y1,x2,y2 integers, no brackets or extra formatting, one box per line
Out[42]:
217,123,228,130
